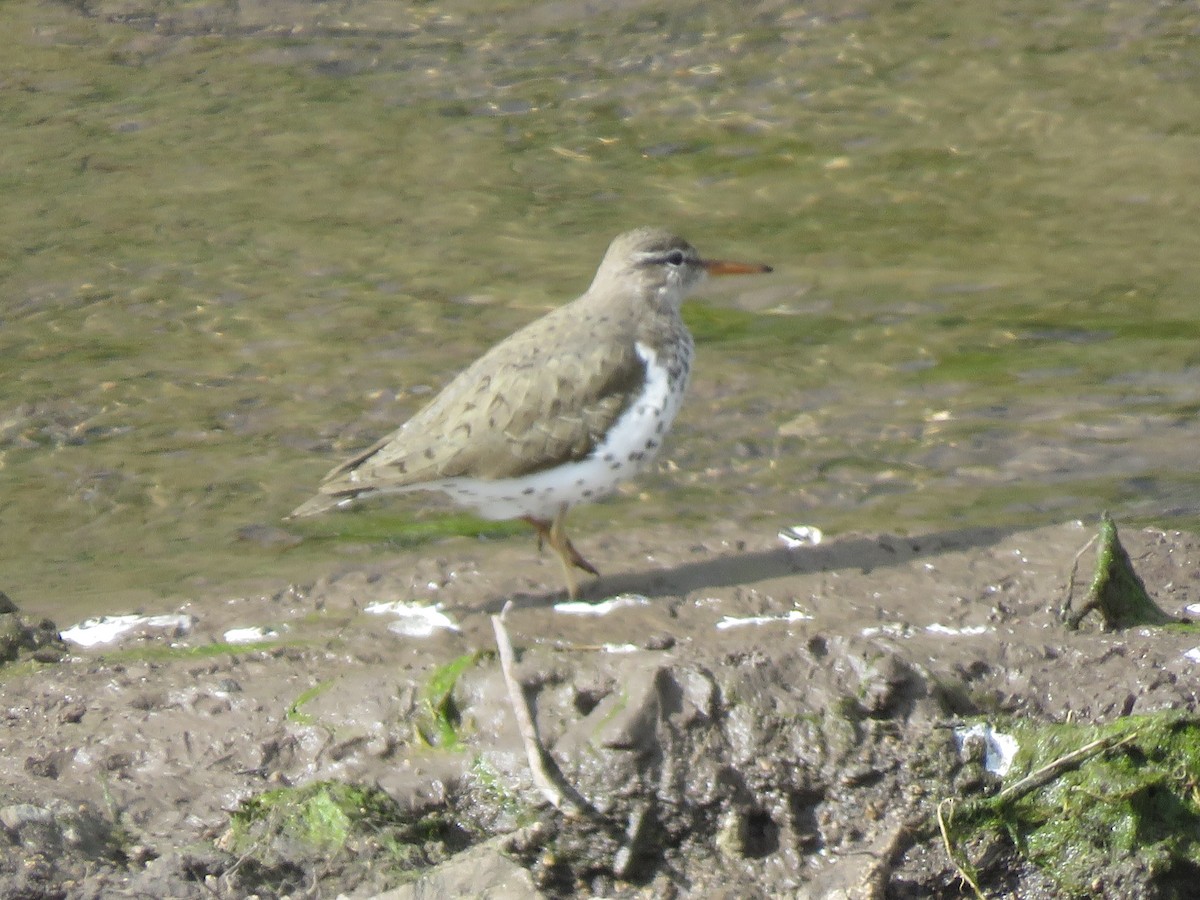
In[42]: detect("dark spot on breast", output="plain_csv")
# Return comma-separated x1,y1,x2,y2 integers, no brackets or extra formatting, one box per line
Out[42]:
603,453,615,462
522,487,535,495
424,448,435,460
582,489,594,498
644,439,659,450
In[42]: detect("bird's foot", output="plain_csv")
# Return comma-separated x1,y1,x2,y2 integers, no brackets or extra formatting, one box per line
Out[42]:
523,513,600,599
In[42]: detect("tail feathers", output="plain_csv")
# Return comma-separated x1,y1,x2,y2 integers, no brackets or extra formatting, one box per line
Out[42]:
287,490,368,520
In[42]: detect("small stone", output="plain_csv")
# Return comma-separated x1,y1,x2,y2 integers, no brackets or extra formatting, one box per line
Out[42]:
673,667,718,726
128,844,157,866
0,804,61,852
594,668,661,751
1,803,55,833
857,653,918,718
642,633,675,651
24,753,62,782
367,839,547,899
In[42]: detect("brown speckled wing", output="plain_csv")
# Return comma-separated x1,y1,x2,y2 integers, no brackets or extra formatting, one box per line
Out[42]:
316,303,645,496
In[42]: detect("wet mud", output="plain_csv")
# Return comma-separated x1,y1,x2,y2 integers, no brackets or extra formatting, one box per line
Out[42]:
2,519,1200,897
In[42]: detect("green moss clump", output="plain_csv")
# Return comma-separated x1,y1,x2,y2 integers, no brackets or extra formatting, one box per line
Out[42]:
1064,513,1174,630
952,712,1200,896
468,757,538,828
225,781,466,872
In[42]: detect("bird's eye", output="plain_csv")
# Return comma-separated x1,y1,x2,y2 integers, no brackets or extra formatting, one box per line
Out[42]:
664,250,686,266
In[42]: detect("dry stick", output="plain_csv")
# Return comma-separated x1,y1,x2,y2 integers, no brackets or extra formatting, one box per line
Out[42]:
491,600,593,815
936,798,987,900
1060,532,1098,620
996,730,1140,805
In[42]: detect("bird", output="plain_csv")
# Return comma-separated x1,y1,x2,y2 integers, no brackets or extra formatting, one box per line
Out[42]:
289,227,772,599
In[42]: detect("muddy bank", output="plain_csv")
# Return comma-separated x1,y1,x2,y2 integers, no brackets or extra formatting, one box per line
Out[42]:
2,519,1199,898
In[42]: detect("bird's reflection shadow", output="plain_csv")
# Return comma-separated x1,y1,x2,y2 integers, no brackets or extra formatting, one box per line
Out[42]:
485,524,1015,614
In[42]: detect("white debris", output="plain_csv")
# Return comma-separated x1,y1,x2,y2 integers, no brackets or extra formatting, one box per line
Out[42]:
861,623,911,638
364,601,461,637
716,610,813,630
778,524,823,549
223,626,279,644
554,594,650,616
926,623,991,636
861,622,989,639
61,614,195,648
602,643,641,654
1183,647,1200,663
954,723,1019,776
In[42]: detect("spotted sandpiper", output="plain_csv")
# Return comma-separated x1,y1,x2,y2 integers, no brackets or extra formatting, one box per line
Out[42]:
290,227,772,598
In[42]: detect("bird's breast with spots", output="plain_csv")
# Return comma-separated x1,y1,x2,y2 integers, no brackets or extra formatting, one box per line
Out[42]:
426,339,692,521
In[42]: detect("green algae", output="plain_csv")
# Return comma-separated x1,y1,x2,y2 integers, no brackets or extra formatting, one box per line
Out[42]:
468,756,537,827
289,511,526,547
417,651,487,749
225,780,466,872
0,657,56,685
100,640,281,665
949,712,1200,897
229,782,376,852
286,679,336,727
1064,513,1176,630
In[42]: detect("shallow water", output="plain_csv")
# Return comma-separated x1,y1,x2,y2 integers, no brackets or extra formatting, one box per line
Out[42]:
3,0,1200,619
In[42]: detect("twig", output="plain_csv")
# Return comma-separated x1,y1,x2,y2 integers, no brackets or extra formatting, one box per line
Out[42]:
491,601,594,815
1060,532,1098,621
996,730,1140,805
936,798,987,900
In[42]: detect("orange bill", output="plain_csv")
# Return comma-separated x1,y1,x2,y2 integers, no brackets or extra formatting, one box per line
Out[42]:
701,259,773,275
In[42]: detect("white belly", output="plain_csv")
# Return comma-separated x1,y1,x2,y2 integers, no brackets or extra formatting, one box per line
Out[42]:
401,341,689,521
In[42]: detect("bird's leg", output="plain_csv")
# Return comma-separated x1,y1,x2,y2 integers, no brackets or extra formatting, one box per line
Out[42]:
549,506,600,600
549,506,600,576
525,516,549,552
522,510,599,599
